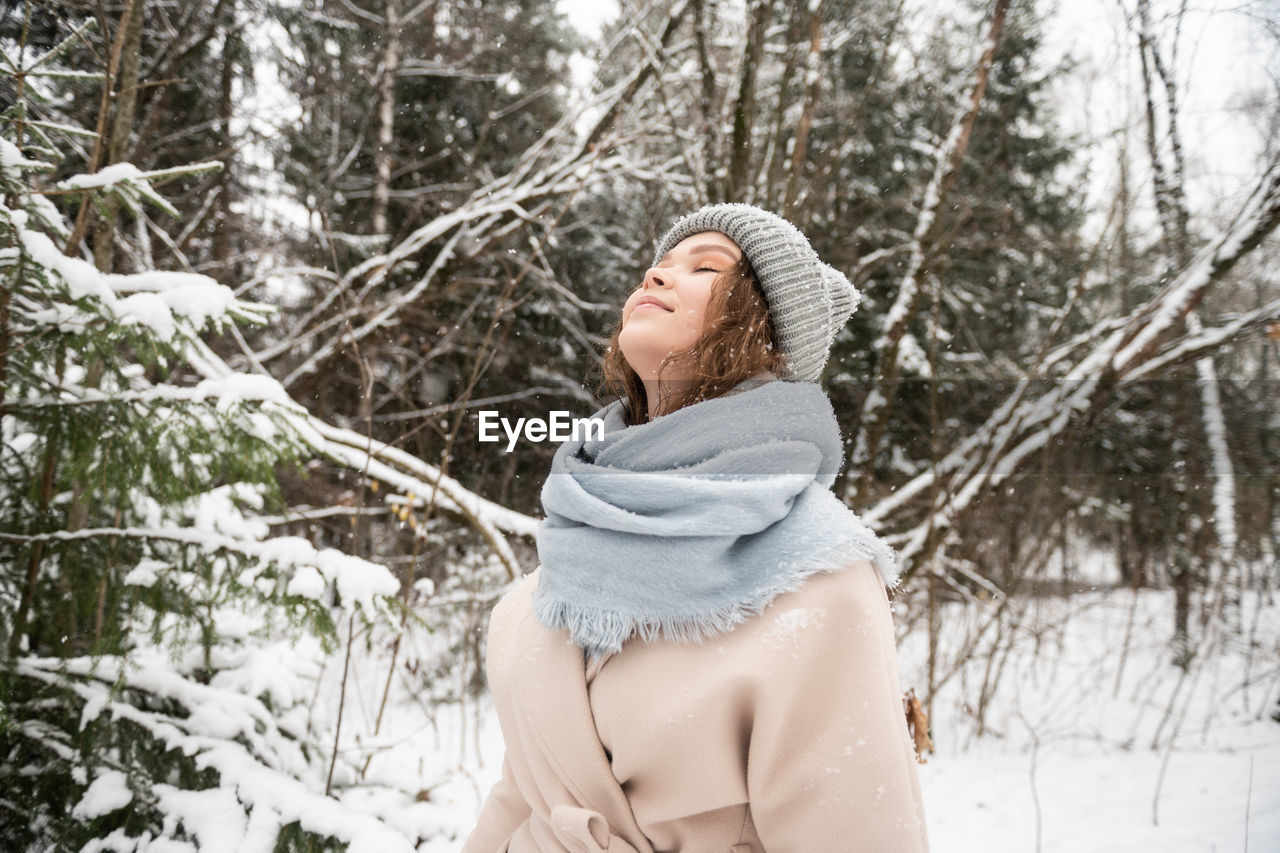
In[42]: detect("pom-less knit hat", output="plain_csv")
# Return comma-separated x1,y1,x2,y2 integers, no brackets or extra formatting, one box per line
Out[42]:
654,203,860,383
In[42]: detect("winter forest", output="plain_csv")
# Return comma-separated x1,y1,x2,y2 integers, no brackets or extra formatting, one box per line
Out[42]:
1,0,1278,849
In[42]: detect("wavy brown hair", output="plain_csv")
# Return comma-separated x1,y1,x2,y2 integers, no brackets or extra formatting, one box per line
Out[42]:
600,253,784,424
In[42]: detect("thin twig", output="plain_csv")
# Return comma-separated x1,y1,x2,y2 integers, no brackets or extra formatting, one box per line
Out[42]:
325,611,356,797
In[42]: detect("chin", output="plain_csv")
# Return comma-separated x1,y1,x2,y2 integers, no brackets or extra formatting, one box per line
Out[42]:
621,325,693,357
617,330,651,366
617,349,659,380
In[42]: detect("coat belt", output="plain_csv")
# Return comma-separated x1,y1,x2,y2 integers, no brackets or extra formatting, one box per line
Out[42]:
549,804,641,853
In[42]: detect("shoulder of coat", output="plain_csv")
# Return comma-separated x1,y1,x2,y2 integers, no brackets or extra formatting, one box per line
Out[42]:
726,560,888,660
758,560,887,625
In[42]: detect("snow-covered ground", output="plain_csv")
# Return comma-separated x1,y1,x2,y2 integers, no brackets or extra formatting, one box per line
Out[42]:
905,584,1280,853
394,581,1279,851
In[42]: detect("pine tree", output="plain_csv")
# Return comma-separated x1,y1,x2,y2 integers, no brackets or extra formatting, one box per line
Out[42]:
1,17,411,850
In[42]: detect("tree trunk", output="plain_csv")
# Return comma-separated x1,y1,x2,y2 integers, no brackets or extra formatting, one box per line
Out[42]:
782,4,822,219
724,0,773,202
214,11,237,266
1136,0,1240,640
93,0,147,274
762,1,805,209
372,0,401,237
72,0,146,654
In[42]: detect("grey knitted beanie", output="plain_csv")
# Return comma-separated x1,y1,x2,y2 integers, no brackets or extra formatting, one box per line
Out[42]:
653,203,860,383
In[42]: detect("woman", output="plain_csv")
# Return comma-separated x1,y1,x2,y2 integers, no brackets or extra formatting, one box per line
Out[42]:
461,203,930,853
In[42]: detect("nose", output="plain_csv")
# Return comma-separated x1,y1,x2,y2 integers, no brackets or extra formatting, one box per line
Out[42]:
642,267,668,289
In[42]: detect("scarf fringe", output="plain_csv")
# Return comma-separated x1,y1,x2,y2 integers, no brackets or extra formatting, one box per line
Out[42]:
536,530,899,659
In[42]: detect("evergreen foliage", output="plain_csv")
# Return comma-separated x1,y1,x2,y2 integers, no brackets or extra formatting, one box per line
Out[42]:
1,18,410,850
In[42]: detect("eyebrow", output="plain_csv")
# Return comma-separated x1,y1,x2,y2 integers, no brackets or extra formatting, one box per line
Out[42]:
660,243,741,263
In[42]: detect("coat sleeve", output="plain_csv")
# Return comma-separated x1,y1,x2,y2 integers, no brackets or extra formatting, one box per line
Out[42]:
745,562,930,852
459,751,531,853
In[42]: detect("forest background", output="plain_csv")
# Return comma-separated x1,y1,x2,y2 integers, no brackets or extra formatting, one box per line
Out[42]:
1,0,1278,849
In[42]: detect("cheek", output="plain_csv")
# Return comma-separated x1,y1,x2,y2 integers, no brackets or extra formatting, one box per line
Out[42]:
674,308,704,342
683,282,715,330
664,302,710,352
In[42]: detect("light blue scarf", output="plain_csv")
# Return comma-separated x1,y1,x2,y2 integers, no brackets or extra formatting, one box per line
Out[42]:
534,376,899,659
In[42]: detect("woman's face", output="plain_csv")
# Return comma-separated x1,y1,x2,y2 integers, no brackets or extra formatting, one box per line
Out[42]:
618,231,742,380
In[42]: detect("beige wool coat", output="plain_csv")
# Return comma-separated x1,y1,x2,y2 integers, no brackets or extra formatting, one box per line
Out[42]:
460,559,930,853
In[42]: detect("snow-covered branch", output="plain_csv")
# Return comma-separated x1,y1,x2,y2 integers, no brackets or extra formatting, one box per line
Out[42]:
1107,154,1280,375
187,337,538,580
866,153,1280,570
0,525,398,615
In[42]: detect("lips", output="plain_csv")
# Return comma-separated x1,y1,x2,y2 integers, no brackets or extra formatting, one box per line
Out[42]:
633,295,673,312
